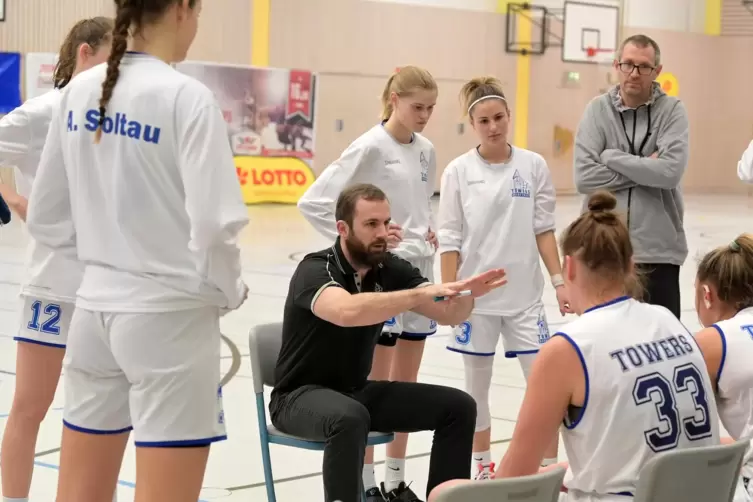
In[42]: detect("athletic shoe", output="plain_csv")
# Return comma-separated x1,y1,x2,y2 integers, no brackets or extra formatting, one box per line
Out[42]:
366,486,387,501
474,462,495,480
382,481,423,501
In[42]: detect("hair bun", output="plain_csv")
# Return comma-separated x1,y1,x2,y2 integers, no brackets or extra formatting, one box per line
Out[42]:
587,190,617,212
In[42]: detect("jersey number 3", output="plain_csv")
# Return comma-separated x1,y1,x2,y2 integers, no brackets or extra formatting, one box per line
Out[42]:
633,363,712,453
27,301,62,336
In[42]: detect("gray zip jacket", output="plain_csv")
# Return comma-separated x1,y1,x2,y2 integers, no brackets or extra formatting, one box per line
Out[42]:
573,82,689,266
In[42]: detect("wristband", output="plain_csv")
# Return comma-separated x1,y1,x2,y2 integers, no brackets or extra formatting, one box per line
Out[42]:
551,274,564,288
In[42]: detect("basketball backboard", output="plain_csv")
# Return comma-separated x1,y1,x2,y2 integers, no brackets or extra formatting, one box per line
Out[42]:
562,1,620,64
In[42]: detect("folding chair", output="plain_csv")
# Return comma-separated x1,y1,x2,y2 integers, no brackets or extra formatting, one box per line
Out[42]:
249,322,395,502
431,466,566,502
633,438,749,502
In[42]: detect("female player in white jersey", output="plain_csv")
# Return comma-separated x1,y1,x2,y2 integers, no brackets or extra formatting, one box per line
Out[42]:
429,190,721,502
0,17,113,502
437,76,569,480
297,65,438,500
25,1,249,500
693,234,753,500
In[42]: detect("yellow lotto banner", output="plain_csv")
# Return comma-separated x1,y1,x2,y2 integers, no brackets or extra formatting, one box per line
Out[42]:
235,156,315,204
175,60,318,205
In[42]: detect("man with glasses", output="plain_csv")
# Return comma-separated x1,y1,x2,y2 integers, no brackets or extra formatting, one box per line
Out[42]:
573,34,689,320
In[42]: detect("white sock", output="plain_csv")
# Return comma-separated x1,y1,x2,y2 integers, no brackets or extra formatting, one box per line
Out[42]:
384,457,405,492
363,464,377,491
472,450,492,467
541,457,558,467
3,498,30,502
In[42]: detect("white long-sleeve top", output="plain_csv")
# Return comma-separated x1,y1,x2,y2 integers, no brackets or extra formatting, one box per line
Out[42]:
297,124,436,260
437,146,556,315
737,140,753,183
26,52,249,312
0,89,84,303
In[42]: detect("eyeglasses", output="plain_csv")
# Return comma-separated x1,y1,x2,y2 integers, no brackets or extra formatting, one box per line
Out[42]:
617,62,655,76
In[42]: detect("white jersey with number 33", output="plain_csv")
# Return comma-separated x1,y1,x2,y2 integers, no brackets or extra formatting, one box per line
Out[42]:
555,296,720,501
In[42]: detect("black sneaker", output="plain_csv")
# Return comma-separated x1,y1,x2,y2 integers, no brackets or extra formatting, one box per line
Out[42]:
381,481,423,502
365,486,387,502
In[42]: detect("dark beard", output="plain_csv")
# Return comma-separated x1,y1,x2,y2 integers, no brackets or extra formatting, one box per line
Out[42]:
344,234,388,268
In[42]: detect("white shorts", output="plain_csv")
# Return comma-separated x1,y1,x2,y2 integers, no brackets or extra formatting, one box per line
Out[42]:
15,295,75,348
379,256,437,347
447,301,550,357
62,306,227,447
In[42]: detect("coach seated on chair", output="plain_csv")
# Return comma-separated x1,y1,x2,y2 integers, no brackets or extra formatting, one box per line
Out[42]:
269,183,508,502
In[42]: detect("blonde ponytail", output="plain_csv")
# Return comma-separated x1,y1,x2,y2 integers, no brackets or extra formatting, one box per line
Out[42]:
380,65,437,121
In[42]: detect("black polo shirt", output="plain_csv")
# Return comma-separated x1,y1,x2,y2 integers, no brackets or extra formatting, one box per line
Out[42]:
271,238,429,396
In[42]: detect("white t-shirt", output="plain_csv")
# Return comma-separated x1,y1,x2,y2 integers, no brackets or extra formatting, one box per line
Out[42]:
26,52,249,312
297,124,436,261
738,140,753,183
557,297,720,501
0,89,85,303
437,146,556,315
712,307,753,481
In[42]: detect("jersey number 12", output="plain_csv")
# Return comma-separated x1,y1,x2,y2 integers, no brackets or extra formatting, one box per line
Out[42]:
27,300,62,336
633,362,712,453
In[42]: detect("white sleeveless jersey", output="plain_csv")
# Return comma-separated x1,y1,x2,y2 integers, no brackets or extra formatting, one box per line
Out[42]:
437,147,556,315
558,296,720,501
0,89,84,303
26,52,249,312
297,124,436,260
713,307,753,481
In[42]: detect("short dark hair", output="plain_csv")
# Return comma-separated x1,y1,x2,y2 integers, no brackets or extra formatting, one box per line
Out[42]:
618,34,661,66
335,183,388,227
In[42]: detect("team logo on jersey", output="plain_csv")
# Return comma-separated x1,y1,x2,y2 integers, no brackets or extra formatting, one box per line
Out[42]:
537,312,550,344
420,152,429,182
511,169,531,198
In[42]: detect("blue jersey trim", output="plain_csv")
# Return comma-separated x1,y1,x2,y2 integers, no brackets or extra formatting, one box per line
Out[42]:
553,332,589,429
711,323,727,389
583,295,631,314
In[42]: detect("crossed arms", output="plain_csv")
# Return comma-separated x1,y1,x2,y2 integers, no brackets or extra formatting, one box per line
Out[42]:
573,99,690,192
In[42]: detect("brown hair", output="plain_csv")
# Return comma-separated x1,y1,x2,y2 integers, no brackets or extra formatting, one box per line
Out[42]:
697,234,753,311
380,66,437,121
560,190,643,299
95,0,198,143
53,17,114,89
460,76,508,118
618,34,661,66
335,184,388,228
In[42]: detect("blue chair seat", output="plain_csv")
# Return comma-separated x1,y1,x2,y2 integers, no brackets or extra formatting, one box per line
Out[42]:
267,425,395,450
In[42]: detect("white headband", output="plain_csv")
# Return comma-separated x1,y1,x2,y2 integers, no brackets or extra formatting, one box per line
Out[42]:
468,95,507,114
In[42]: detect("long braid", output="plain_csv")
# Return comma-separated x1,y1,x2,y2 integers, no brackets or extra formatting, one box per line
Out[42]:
94,6,132,144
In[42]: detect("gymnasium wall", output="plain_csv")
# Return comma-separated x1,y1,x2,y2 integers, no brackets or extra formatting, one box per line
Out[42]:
270,0,753,194
0,0,252,64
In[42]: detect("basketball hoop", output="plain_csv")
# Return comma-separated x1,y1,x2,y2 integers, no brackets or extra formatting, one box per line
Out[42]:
585,46,614,61
585,47,618,93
